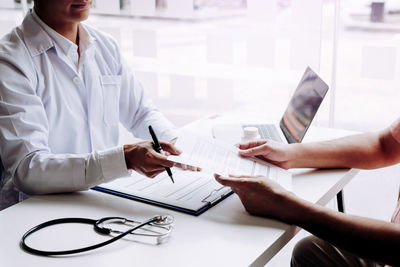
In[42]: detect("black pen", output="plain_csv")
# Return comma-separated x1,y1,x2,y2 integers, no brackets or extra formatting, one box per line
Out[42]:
148,125,174,183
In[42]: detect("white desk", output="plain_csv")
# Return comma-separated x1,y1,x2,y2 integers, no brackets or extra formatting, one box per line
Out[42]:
0,117,359,267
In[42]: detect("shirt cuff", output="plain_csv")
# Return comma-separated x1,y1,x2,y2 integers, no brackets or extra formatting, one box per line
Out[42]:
72,158,87,189
159,128,179,142
98,146,130,182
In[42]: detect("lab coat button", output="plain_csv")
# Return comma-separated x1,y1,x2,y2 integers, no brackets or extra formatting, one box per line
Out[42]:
73,77,80,84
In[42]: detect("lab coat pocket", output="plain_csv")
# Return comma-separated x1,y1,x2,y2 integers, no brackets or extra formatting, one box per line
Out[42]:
100,75,121,126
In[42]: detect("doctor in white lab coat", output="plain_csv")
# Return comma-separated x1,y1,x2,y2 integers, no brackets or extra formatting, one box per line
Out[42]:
0,0,182,209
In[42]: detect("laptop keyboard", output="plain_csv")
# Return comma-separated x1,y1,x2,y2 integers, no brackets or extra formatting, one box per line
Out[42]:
242,124,282,142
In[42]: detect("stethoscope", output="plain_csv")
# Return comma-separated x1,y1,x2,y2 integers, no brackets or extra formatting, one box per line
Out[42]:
21,215,174,256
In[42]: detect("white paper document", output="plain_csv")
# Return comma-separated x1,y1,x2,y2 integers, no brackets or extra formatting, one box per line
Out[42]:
168,132,292,188
96,131,292,215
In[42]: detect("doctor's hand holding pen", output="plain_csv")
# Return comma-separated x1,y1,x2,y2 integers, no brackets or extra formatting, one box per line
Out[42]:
123,139,201,179
123,141,179,178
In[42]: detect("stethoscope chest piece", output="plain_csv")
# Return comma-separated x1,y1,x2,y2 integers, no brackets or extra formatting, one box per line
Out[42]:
153,215,174,226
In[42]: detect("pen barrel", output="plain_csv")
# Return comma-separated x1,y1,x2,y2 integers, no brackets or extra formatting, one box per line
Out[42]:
153,144,163,153
148,125,174,183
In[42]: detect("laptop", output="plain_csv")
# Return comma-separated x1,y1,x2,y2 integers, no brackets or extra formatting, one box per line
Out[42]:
212,66,329,144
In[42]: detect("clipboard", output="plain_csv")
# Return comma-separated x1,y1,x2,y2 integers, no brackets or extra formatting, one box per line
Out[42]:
92,168,234,216
92,184,233,216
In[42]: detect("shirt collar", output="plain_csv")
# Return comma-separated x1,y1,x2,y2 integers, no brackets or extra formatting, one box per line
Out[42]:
78,23,95,55
28,9,95,57
20,12,54,57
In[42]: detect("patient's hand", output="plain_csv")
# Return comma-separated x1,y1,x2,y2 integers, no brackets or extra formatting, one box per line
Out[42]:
215,174,296,222
238,140,296,170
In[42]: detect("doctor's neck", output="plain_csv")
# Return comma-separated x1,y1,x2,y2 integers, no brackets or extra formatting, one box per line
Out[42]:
33,1,91,44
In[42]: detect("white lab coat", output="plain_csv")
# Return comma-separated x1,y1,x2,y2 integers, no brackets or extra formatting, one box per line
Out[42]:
0,10,176,210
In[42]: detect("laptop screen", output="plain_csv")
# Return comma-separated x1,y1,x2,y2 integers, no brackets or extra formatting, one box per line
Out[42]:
279,67,329,143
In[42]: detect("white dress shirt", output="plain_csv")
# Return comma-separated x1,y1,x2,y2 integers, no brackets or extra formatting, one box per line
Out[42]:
0,10,177,210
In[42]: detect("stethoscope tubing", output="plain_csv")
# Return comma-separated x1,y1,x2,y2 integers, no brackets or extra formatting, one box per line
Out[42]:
21,216,159,256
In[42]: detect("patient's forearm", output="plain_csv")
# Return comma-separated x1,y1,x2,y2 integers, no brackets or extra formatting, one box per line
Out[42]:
291,130,398,169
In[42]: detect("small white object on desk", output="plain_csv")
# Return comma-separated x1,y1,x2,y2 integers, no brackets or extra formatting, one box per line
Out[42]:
241,127,260,143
